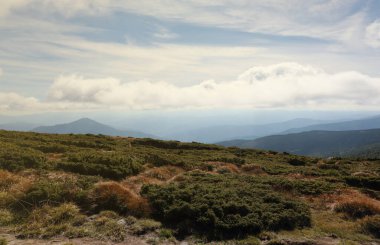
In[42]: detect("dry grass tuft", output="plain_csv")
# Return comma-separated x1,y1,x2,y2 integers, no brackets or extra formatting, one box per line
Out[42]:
0,170,34,208
334,190,380,219
206,161,241,174
241,164,265,175
91,181,150,217
122,166,184,194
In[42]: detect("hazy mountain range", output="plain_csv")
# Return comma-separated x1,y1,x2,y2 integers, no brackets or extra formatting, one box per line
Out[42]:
218,128,380,157
32,118,155,138
164,118,326,143
283,115,380,134
217,114,380,157
2,113,380,158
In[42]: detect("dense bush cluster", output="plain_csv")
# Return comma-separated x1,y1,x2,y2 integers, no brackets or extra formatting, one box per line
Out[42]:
266,178,336,195
57,151,143,180
142,172,311,239
132,138,221,150
344,176,380,191
0,143,46,171
15,175,99,211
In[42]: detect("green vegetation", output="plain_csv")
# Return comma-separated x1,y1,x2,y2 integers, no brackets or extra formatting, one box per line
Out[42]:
57,151,143,180
142,172,311,239
0,130,378,244
0,142,46,171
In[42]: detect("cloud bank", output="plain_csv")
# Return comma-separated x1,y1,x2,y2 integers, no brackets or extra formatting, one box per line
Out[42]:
2,62,380,113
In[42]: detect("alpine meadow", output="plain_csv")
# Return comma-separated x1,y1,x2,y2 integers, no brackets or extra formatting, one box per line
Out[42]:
0,1,379,245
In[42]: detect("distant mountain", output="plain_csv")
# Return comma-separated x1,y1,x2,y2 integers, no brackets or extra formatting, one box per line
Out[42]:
283,115,380,134
218,128,380,157
32,118,155,138
166,118,326,143
0,122,38,131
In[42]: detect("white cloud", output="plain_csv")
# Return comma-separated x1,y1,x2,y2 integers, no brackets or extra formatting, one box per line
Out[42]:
2,62,380,113
39,62,380,111
365,19,380,48
0,67,3,77
0,0,30,16
0,92,42,111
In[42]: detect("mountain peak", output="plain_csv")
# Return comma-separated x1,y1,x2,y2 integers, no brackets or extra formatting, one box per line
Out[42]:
32,118,154,138
72,118,99,124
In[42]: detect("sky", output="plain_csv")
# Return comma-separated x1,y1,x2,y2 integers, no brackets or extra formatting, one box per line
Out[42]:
1,0,380,116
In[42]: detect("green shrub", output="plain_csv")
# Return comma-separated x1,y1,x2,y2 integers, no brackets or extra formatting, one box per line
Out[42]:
145,154,172,167
130,219,162,235
0,143,45,171
265,178,335,196
133,138,221,150
344,176,380,191
142,173,311,240
16,203,87,239
209,157,245,166
360,215,380,238
17,176,96,209
287,158,306,166
0,209,13,225
34,143,68,153
159,228,174,239
57,151,143,180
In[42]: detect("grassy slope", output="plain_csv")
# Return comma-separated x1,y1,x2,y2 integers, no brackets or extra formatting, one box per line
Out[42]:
0,130,379,244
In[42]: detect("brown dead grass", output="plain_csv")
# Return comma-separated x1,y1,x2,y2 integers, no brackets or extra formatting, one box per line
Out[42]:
0,170,34,209
91,181,151,217
314,189,380,219
206,161,240,173
122,166,184,194
241,164,265,175
335,197,380,219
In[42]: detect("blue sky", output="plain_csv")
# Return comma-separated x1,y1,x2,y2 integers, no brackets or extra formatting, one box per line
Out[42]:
0,0,380,114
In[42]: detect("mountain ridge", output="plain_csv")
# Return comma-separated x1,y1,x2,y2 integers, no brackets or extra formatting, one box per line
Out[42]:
218,128,380,157
32,118,155,138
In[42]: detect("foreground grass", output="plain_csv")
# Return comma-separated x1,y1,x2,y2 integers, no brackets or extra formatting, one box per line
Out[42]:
0,130,379,244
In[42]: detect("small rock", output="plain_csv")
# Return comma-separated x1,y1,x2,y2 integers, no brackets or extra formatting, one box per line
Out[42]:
117,219,127,226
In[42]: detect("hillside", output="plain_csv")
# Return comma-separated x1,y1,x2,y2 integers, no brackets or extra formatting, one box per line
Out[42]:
284,114,380,134
32,118,155,138
0,130,379,244
218,128,380,157
167,118,325,143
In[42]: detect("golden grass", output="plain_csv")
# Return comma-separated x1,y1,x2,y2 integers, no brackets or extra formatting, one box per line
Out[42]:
333,190,380,219
92,181,151,217
122,166,184,194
